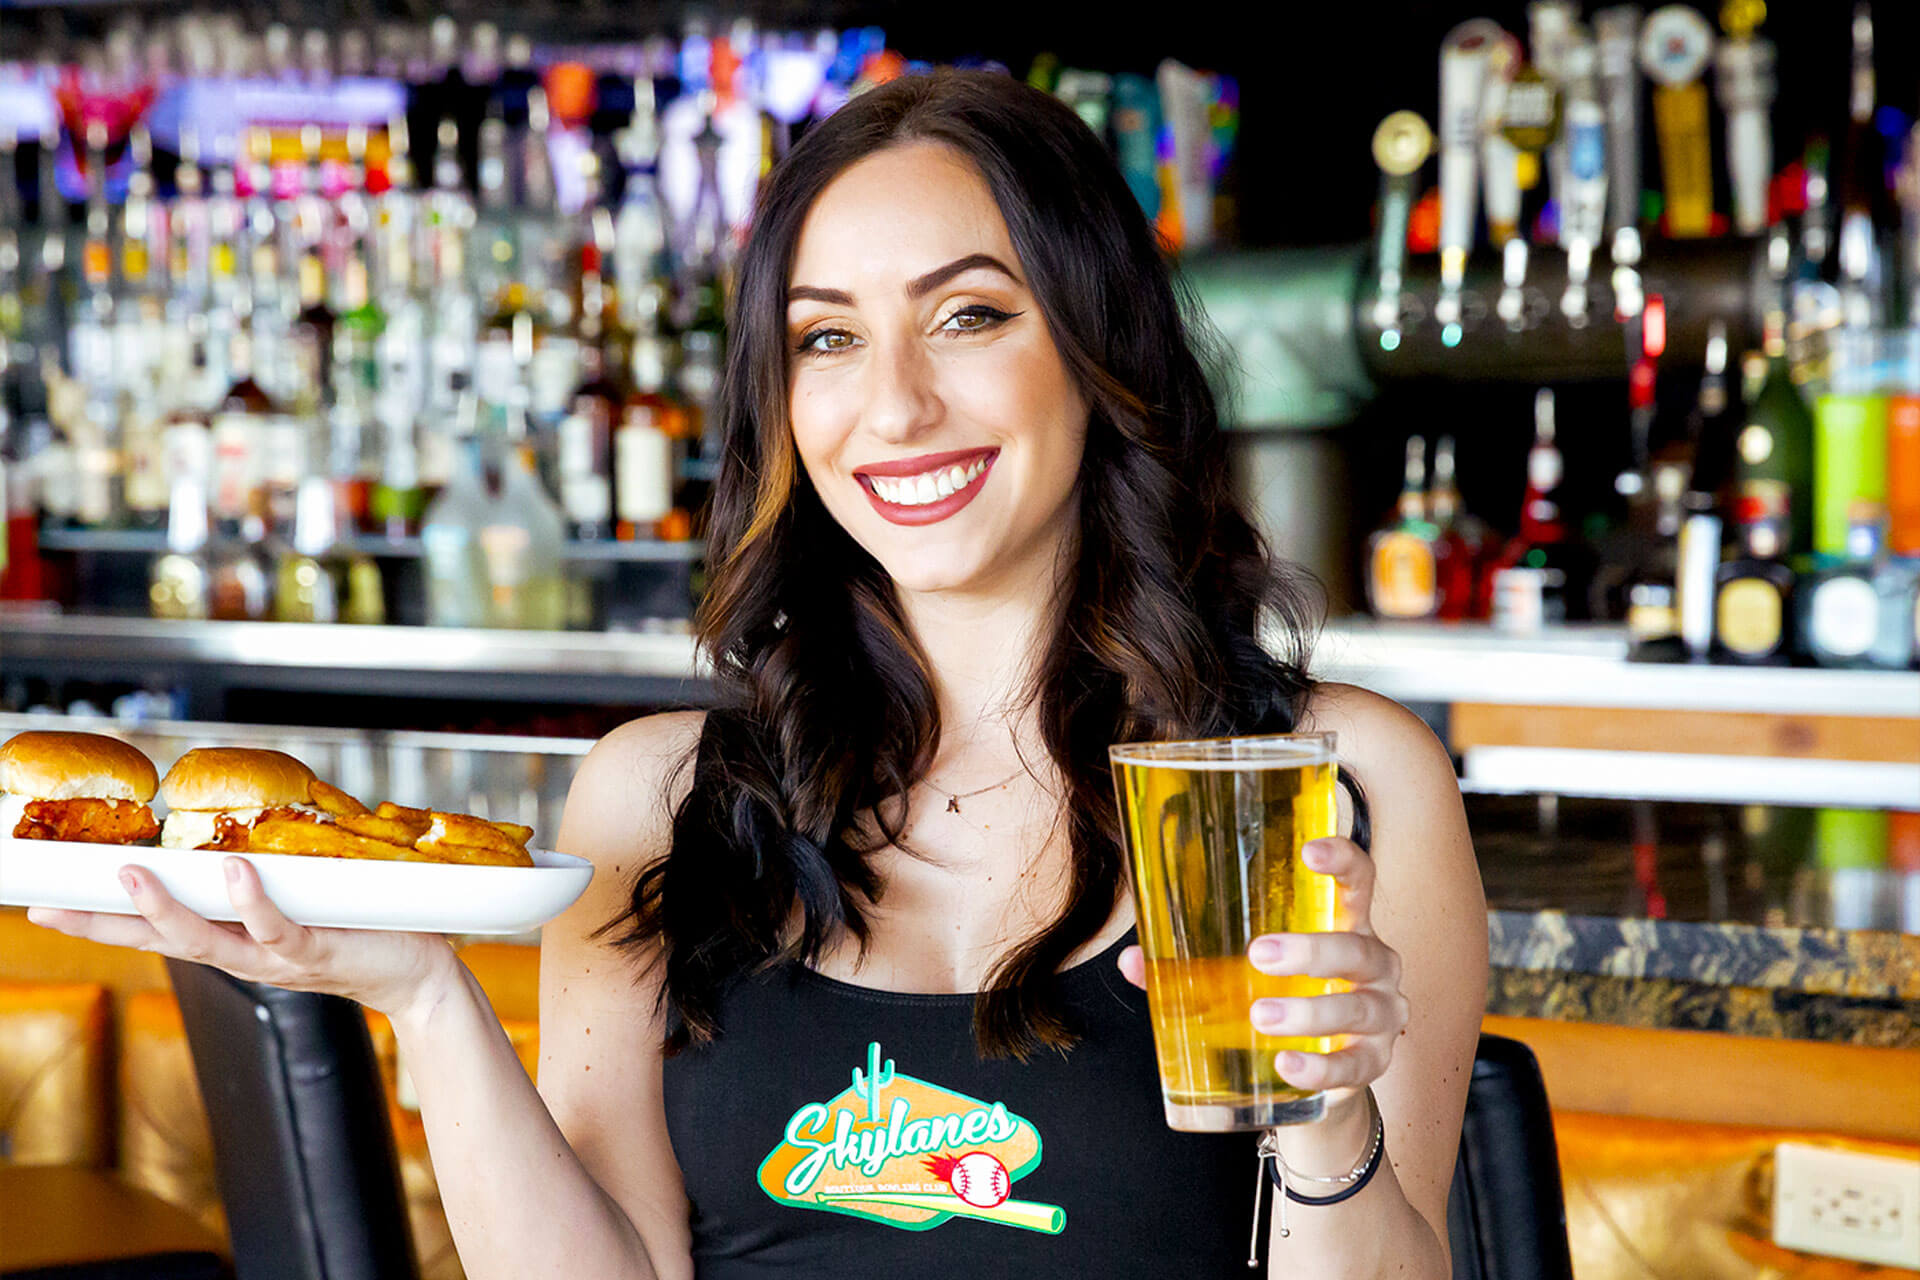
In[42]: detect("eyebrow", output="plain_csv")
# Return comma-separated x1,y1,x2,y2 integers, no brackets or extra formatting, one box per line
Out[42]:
787,253,1023,308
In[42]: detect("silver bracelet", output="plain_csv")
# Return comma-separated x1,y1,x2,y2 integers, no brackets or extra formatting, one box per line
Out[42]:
1261,1086,1384,1187
1246,1088,1385,1263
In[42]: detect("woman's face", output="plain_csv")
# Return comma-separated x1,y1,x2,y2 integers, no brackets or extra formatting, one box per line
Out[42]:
784,141,1089,599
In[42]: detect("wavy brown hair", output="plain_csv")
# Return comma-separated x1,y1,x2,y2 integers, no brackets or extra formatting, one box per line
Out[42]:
613,68,1362,1059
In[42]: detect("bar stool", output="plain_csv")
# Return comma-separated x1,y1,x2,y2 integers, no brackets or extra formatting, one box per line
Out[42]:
163,961,419,1280
1446,1032,1576,1280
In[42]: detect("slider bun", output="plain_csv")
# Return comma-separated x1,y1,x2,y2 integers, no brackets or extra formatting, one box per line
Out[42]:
160,748,317,812
0,731,159,802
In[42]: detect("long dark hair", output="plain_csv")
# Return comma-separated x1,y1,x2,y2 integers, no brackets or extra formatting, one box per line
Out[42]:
614,68,1357,1059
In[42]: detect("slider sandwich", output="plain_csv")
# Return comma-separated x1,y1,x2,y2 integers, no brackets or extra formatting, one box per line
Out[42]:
0,731,162,844
159,748,324,850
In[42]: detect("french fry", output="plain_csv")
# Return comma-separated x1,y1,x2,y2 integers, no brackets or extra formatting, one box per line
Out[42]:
424,811,528,856
418,839,535,868
489,820,535,845
337,809,431,846
249,817,436,862
309,780,371,818
375,801,432,825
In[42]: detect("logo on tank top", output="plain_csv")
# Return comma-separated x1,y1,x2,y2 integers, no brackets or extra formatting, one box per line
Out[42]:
757,1041,1066,1234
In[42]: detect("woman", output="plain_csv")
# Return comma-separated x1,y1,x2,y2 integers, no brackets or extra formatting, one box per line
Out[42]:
31,69,1486,1277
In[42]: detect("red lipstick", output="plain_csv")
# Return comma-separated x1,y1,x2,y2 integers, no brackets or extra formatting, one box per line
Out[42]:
855,448,998,527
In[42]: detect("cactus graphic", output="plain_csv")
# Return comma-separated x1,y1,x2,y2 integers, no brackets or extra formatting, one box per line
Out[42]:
851,1042,895,1123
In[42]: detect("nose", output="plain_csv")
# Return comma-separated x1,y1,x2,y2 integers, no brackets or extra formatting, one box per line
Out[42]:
858,326,943,444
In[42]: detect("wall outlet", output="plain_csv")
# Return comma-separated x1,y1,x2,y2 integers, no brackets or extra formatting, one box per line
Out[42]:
1773,1142,1920,1270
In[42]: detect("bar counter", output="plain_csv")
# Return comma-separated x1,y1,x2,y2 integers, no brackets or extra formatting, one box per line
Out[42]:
1471,794,1918,1050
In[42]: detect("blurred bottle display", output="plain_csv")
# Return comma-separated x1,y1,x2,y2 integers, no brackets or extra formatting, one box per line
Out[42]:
1350,2,1917,674
1,13,1234,629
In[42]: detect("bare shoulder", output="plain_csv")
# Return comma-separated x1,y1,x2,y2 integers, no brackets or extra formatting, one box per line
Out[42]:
1301,681,1449,785
554,710,706,875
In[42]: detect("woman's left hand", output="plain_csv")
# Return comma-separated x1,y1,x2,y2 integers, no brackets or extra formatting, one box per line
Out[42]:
1117,835,1411,1100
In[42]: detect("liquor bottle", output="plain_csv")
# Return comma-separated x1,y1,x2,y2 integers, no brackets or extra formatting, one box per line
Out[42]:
121,377,170,532
214,333,280,533
0,424,43,601
291,230,335,410
1486,390,1594,624
1624,460,1690,660
206,502,272,623
1736,299,1816,564
420,379,489,627
1889,328,1920,560
1712,515,1795,665
273,476,341,623
1427,436,1486,620
1366,436,1440,620
1812,327,1889,564
149,477,210,620
479,442,568,630
560,361,618,543
615,326,680,541
1796,503,1912,669
339,219,392,526
1834,4,1883,331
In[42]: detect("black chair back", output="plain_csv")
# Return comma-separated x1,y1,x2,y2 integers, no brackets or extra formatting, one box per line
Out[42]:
164,960,420,1280
1446,1032,1575,1280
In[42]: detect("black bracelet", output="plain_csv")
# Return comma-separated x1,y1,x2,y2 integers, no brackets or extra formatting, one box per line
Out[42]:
1266,1124,1386,1205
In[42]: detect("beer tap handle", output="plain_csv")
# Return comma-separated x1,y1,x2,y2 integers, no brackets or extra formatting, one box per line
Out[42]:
1438,20,1504,330
1714,15,1775,238
1371,112,1434,340
1480,33,1524,248
1639,5,1716,239
1594,6,1644,241
1527,0,1579,235
1497,237,1531,331
1560,33,1607,326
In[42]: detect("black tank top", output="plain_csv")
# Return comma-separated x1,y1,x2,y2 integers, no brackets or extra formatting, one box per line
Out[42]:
660,927,1265,1278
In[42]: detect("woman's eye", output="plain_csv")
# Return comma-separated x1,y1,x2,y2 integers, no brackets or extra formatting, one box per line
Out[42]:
796,328,858,355
940,305,1016,334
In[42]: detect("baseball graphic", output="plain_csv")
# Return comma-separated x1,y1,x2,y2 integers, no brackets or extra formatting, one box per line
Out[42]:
948,1152,1012,1209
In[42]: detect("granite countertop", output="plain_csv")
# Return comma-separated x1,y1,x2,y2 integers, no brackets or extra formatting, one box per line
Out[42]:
1467,794,1920,1048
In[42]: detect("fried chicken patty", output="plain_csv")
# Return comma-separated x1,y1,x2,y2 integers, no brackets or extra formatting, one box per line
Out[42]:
12,797,162,844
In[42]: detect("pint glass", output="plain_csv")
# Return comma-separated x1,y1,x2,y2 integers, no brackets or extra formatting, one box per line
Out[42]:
1109,733,1340,1131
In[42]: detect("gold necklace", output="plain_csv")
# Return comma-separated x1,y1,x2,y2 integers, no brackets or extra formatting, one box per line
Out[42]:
922,768,1026,814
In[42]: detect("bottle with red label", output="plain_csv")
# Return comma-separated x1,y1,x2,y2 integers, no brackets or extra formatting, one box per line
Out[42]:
1484,390,1595,625
1365,435,1440,620
1426,436,1488,620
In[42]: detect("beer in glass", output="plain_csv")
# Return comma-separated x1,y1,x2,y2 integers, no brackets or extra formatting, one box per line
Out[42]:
1109,733,1340,1130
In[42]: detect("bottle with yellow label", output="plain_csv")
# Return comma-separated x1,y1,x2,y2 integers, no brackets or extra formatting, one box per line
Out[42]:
1712,517,1795,665
1364,436,1440,620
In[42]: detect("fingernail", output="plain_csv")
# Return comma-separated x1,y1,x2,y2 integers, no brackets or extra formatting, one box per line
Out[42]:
1252,999,1292,1032
225,858,241,884
1279,1051,1306,1075
1302,839,1332,865
1249,937,1291,968
118,869,138,893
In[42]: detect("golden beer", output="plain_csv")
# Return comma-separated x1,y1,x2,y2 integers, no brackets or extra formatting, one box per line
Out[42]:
1110,734,1340,1130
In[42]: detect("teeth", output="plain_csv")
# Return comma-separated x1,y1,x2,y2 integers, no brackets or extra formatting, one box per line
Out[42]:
869,456,989,507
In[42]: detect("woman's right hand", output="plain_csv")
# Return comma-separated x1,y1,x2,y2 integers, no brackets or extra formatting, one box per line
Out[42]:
27,856,460,1024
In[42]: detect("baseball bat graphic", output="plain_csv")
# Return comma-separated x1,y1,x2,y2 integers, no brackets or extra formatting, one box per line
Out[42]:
814,1190,1066,1234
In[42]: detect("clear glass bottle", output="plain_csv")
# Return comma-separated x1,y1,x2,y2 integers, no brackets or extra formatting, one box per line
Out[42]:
149,477,210,620
419,380,489,627
479,441,568,630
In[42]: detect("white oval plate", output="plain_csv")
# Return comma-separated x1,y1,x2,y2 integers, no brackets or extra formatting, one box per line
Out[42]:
0,837,593,935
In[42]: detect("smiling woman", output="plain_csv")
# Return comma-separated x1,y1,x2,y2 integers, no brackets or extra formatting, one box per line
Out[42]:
23,64,1485,1280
